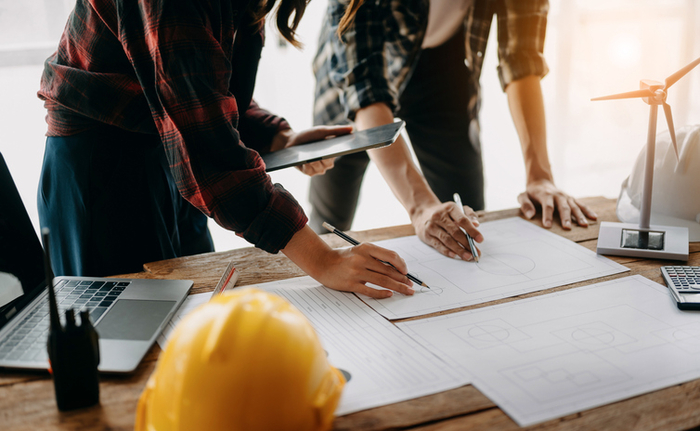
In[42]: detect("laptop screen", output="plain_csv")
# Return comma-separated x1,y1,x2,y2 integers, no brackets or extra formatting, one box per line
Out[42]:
0,154,47,329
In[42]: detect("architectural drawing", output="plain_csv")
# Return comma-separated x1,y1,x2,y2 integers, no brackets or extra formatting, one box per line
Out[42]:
363,217,628,319
398,275,700,426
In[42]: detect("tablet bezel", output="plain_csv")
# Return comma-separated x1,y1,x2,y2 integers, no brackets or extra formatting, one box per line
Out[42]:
262,121,405,172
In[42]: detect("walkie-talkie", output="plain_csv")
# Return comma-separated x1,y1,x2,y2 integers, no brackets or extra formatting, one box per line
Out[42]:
42,228,100,411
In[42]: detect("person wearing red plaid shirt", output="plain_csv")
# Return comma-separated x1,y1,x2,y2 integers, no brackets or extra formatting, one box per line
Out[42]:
36,0,414,299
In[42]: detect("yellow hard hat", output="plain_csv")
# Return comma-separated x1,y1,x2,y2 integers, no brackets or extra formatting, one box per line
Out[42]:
135,287,345,431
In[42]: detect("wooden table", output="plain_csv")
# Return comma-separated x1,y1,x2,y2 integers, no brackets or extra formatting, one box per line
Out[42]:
3,197,700,430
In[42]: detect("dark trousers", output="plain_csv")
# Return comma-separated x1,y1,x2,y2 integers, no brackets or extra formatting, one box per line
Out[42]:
38,126,214,277
308,29,484,232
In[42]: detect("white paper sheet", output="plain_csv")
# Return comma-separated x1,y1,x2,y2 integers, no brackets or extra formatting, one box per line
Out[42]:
398,275,700,426
156,277,467,416
157,291,213,350
363,217,628,319
252,276,468,415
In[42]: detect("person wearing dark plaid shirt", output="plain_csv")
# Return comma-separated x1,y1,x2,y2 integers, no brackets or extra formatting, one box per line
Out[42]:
308,0,598,260
35,0,415,299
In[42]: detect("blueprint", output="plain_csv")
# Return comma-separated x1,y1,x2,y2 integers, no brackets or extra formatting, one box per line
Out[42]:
158,277,467,416
363,217,628,319
398,275,700,426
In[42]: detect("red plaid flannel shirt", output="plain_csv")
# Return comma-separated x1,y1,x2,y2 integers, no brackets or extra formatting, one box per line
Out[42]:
38,0,307,253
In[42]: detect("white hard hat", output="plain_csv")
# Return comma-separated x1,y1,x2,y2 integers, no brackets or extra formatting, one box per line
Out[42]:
617,125,700,241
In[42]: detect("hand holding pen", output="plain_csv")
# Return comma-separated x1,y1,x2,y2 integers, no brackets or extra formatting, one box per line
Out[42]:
453,193,483,262
323,222,430,294
408,196,483,261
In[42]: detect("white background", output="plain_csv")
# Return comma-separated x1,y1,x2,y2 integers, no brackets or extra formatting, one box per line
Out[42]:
1,0,699,252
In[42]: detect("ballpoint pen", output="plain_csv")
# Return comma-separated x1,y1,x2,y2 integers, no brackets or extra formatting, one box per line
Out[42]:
322,222,430,289
453,193,480,263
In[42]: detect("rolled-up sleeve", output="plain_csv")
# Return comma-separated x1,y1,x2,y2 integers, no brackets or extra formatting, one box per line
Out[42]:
237,99,290,155
495,0,550,90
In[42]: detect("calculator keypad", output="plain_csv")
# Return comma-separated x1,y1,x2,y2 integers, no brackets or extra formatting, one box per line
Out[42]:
663,266,700,293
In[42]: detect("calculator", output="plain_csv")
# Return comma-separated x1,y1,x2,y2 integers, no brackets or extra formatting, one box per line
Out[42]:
660,266,700,310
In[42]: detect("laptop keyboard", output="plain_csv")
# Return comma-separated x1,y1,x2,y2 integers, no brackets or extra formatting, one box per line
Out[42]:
0,280,129,363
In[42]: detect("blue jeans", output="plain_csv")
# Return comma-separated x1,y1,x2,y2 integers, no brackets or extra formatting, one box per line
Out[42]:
38,126,213,277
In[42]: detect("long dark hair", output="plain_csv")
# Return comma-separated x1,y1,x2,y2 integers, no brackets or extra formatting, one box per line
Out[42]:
251,0,365,47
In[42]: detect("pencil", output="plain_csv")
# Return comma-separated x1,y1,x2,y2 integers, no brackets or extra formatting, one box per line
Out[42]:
453,193,480,263
322,222,430,289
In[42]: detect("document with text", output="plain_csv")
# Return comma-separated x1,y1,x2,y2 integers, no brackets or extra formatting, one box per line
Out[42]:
157,277,467,415
253,276,468,415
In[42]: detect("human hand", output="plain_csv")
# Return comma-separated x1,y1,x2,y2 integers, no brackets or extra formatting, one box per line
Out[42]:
518,179,598,229
283,225,414,299
283,125,353,176
319,243,415,298
412,202,483,260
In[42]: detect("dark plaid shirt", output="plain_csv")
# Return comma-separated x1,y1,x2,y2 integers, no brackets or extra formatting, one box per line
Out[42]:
313,0,550,125
37,0,307,254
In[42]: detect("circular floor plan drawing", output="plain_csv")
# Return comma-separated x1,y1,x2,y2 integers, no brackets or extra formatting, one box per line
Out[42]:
672,328,700,343
420,285,444,295
476,254,536,276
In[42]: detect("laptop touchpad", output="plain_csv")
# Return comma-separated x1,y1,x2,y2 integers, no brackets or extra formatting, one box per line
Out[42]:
95,300,176,340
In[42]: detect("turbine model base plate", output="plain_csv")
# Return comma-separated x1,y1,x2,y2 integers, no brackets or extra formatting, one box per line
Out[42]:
597,221,688,261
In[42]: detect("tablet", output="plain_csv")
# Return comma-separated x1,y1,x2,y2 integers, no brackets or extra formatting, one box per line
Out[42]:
262,121,405,172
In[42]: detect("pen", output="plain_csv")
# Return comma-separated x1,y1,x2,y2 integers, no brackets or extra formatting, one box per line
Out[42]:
322,222,430,289
453,193,480,263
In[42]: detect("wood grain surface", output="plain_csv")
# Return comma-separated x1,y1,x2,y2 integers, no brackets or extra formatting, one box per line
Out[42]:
2,197,699,431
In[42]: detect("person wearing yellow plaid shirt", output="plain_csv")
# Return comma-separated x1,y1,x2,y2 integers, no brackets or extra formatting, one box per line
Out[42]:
308,0,597,261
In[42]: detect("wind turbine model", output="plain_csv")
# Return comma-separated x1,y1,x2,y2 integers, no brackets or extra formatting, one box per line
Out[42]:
592,56,700,261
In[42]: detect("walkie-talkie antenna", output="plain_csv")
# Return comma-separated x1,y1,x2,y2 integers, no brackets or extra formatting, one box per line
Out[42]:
41,228,61,330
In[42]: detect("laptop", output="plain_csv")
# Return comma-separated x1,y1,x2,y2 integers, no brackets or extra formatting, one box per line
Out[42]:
0,152,192,373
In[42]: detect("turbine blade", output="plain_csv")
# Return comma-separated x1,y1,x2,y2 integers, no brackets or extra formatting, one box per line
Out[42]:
665,56,700,89
662,103,679,161
591,89,654,101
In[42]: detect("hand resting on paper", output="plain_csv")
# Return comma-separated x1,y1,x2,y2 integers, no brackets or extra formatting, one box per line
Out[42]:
518,179,598,229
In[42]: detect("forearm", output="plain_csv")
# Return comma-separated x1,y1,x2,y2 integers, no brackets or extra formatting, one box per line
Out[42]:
240,100,292,155
357,103,441,221
281,225,335,280
282,224,414,298
505,75,553,185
